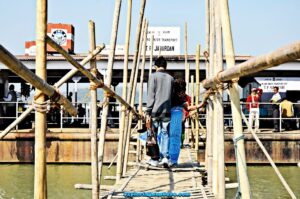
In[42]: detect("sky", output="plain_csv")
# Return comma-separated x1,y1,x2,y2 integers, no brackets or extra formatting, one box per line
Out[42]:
0,0,300,56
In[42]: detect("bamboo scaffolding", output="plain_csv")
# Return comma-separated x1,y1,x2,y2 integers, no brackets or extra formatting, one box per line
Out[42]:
149,35,154,77
137,20,148,163
0,45,105,140
239,106,297,199
190,75,195,148
219,0,251,198
127,0,146,103
46,36,140,117
184,22,189,94
215,1,225,197
34,0,47,198
202,40,300,89
89,20,99,199
116,0,132,182
195,45,200,151
0,45,77,116
207,0,215,189
98,0,122,193
123,18,147,175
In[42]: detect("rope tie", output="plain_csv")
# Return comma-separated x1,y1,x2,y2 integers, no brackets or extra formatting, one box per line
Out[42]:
233,134,245,199
32,100,50,113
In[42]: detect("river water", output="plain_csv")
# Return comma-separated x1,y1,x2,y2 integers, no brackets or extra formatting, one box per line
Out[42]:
0,165,299,198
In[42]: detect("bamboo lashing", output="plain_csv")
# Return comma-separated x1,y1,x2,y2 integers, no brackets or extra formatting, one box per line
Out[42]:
202,40,300,89
215,0,225,197
88,20,99,199
98,0,122,193
116,0,132,182
46,36,141,117
34,0,48,198
220,0,251,197
0,45,105,140
0,45,77,116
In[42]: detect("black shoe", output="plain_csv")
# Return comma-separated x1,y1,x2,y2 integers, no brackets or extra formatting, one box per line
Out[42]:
272,129,280,132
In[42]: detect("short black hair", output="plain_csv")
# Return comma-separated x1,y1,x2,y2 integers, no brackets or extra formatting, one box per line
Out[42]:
273,86,279,91
154,56,167,69
9,84,14,90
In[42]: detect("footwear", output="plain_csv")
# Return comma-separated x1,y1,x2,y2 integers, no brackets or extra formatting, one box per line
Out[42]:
147,159,159,167
272,129,280,132
158,157,169,168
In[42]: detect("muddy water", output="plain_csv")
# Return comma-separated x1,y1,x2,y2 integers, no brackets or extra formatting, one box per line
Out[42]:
0,165,299,198
0,164,116,199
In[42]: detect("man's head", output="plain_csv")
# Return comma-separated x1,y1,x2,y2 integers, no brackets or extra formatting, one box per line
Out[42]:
154,56,167,70
273,86,279,93
69,92,73,96
9,84,14,91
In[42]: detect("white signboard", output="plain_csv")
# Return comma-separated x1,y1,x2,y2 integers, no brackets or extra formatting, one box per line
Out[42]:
101,45,125,55
146,27,180,56
257,79,300,92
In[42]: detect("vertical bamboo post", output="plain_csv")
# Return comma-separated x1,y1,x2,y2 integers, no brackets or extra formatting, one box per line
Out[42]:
208,0,216,190
190,76,195,148
149,35,154,77
137,20,148,162
123,19,146,175
220,0,251,198
195,45,200,151
98,0,122,192
215,1,225,197
204,0,211,173
184,22,189,94
212,54,218,195
116,0,132,182
89,20,99,199
127,0,146,103
34,0,47,198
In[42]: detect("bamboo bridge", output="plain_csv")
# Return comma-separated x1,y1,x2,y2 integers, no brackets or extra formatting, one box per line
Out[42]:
0,0,300,199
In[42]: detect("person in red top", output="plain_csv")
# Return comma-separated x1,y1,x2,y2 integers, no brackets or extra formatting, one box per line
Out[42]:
246,88,263,132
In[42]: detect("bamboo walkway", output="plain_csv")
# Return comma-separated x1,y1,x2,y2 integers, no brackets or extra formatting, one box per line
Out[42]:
100,148,214,199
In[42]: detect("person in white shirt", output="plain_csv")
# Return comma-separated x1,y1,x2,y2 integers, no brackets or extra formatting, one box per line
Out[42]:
270,86,281,132
3,84,17,124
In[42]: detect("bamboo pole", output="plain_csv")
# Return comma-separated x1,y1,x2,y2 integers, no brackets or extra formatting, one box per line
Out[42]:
215,1,225,197
0,45,77,116
220,0,251,198
116,0,132,182
34,0,47,198
149,35,154,77
239,110,297,199
190,75,195,148
195,45,200,151
207,0,215,190
123,18,147,175
184,22,189,94
0,46,105,140
98,0,122,194
127,0,146,103
46,37,140,117
202,40,300,89
89,20,99,199
137,20,148,163
212,54,218,195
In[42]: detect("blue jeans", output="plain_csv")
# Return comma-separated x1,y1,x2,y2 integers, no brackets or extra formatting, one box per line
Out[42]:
152,118,170,159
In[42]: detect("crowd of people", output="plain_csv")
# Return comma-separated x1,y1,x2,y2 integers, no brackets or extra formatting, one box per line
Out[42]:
246,86,297,132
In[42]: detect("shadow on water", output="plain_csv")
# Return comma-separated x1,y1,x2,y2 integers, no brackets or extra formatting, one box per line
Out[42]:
0,164,116,199
226,166,300,199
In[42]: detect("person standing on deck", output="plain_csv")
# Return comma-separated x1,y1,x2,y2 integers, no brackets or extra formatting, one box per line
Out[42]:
3,84,17,125
246,88,263,132
270,86,281,132
146,56,174,167
280,98,294,131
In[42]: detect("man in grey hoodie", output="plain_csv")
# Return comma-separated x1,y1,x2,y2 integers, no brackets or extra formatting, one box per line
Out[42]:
146,56,174,167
